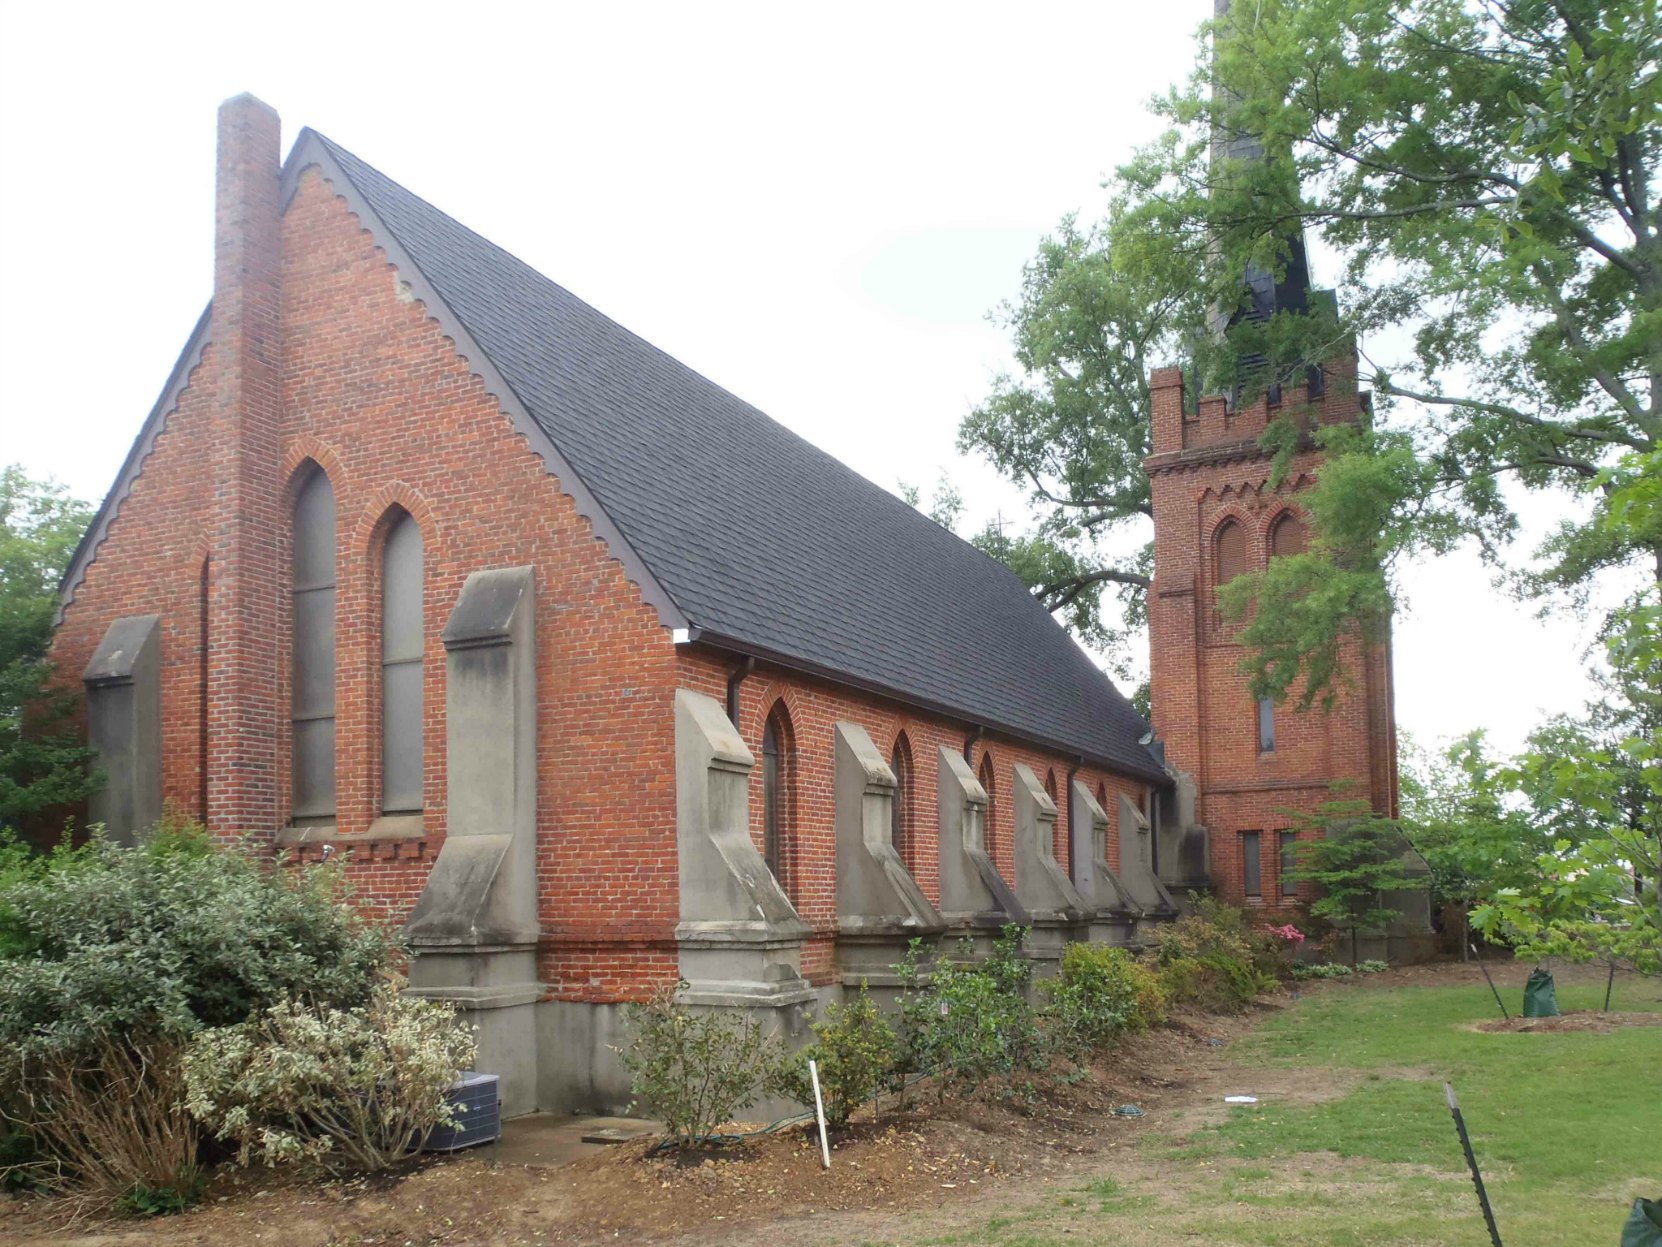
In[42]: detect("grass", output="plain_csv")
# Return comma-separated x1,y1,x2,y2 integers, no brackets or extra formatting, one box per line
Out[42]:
880,973,1662,1247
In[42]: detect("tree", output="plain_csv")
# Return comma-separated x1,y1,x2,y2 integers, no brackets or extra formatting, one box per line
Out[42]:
1285,794,1425,964
1469,451,1661,973
0,465,97,832
1399,730,1546,951
956,198,1209,675
964,0,1662,709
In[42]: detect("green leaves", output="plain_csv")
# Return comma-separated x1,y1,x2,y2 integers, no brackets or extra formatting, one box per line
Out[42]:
0,465,96,833
961,0,1661,704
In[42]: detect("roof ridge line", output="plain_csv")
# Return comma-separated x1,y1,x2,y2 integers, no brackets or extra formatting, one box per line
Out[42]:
302,132,1048,608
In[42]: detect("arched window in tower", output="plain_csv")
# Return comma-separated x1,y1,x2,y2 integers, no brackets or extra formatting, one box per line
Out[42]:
1215,518,1248,586
380,508,424,815
978,753,998,858
291,466,336,822
1271,512,1309,558
762,703,793,893
890,732,913,866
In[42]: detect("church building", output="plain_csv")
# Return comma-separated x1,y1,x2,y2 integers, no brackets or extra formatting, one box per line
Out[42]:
52,95,1403,1115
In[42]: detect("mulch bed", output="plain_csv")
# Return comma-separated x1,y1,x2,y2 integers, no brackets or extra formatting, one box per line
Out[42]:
1471,1009,1662,1034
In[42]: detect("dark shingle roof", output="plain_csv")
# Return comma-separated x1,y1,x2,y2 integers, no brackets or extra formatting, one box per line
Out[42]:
312,133,1165,783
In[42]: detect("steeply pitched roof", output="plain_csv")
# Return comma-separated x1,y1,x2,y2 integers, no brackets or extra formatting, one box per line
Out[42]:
310,133,1165,783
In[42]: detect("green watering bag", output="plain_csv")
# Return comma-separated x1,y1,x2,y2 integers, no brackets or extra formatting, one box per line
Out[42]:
1523,968,1560,1018
1621,1197,1662,1247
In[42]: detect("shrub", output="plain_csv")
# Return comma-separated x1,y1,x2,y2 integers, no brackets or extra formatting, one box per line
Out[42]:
0,826,393,1199
618,981,786,1149
9,1037,200,1207
1289,961,1354,981
896,926,1045,1097
183,981,475,1174
0,830,392,1068
1152,900,1276,1010
775,987,896,1127
1357,959,1390,974
1043,942,1168,1060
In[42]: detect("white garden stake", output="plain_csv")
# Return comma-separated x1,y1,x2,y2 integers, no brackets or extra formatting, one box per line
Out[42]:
809,1058,831,1169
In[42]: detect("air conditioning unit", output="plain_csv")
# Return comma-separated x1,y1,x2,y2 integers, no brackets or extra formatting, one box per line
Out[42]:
422,1072,502,1152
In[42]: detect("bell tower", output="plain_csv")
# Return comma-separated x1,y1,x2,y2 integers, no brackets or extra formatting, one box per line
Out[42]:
1144,0,1401,916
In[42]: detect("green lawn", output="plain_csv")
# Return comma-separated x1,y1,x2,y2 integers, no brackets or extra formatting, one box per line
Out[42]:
887,975,1662,1247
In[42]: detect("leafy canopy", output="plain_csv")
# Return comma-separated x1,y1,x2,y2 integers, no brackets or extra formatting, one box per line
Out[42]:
0,465,97,831
959,0,1662,711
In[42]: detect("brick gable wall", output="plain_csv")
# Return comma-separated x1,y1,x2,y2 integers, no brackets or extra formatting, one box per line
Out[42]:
55,163,683,1000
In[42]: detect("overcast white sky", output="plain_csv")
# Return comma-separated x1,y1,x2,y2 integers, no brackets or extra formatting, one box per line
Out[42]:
0,1,1612,756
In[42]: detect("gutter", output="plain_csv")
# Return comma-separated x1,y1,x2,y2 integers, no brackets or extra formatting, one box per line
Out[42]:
674,627,1170,787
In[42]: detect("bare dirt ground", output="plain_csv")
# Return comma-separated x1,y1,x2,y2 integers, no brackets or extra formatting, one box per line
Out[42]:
0,959,1647,1247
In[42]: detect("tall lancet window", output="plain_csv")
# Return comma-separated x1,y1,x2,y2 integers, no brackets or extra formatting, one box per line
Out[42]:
978,754,998,858
890,734,913,865
291,467,337,821
381,509,424,814
762,703,793,895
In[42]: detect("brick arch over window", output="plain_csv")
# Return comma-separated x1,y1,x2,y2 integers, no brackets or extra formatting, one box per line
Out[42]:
289,459,337,823
978,752,998,858
761,700,797,899
890,730,915,870
1270,510,1309,558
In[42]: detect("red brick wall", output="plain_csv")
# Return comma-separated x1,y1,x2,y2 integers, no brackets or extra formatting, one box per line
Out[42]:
54,128,1159,1006
55,164,682,1003
676,651,1149,983
1146,356,1397,914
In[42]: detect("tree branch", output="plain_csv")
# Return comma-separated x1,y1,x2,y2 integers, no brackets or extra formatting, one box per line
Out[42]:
1037,567,1153,612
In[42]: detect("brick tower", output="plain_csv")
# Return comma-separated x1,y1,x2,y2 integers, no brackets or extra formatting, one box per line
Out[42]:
1144,349,1399,915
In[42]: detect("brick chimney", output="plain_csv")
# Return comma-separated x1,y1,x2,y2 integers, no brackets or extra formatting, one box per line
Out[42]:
206,94,284,838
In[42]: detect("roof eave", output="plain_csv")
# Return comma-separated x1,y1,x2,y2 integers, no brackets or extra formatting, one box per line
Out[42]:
682,627,1171,786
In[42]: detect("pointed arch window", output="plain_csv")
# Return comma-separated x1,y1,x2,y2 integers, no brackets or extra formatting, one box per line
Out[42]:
291,467,336,821
978,753,997,858
1215,519,1247,585
762,704,793,893
890,733,913,865
1271,512,1308,558
381,509,424,814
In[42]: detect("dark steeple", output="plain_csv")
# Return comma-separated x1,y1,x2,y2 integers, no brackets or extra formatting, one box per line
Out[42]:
1209,0,1321,403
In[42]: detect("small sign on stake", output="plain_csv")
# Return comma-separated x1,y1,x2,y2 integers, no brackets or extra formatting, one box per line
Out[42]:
809,1058,831,1170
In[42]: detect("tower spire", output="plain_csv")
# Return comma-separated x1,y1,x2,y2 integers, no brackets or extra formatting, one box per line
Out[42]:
1209,0,1318,401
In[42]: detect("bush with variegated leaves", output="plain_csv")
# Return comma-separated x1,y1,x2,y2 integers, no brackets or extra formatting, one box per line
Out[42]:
183,981,476,1174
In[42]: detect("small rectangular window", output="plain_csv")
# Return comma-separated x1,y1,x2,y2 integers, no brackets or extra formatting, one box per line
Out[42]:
1242,831,1262,899
1279,831,1299,898
1257,697,1275,753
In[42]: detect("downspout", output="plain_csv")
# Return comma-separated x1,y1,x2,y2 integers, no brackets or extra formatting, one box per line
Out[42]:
1146,784,1160,876
962,724,984,765
725,656,755,727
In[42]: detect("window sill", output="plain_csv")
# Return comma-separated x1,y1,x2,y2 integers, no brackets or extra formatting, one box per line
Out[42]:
275,817,429,863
